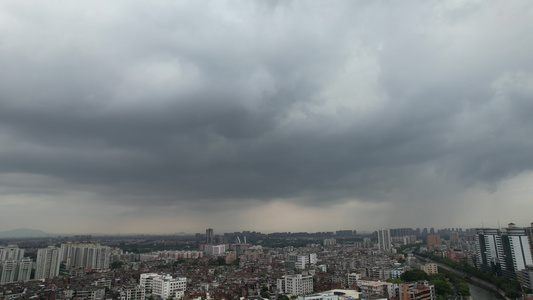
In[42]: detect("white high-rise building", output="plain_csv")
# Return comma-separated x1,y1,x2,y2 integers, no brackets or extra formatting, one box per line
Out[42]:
277,274,313,295
0,245,24,261
16,258,32,282
378,229,392,252
204,244,227,256
287,253,317,270
68,244,111,270
0,245,31,285
140,273,186,299
475,228,506,273
36,247,61,280
504,223,533,274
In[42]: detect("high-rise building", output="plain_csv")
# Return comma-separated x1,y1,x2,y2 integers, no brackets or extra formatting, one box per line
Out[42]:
140,273,186,299
426,235,441,248
0,245,31,285
35,246,61,280
0,245,24,261
501,223,533,278
206,228,214,244
277,274,313,295
287,253,317,270
16,258,31,282
476,223,533,279
67,243,110,270
475,228,505,275
378,229,392,252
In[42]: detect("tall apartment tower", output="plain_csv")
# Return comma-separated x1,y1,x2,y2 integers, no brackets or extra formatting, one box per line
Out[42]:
206,228,214,244
476,224,533,279
67,243,111,270
35,247,61,280
0,245,24,261
475,228,506,275
501,223,533,278
277,274,313,295
378,228,392,252
0,245,31,284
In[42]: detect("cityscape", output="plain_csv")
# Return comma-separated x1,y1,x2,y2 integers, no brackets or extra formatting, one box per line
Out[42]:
1,1,533,300
0,224,533,299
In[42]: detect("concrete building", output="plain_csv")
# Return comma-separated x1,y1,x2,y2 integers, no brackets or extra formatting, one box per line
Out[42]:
475,228,506,275
476,224,533,278
502,223,533,278
0,245,31,285
426,235,441,248
206,228,214,244
323,238,336,246
287,253,317,270
140,273,186,299
399,281,435,300
35,246,61,280
277,274,313,295
120,285,145,300
298,292,338,300
378,229,392,252
67,243,111,270
421,263,438,275
204,244,227,256
0,245,24,261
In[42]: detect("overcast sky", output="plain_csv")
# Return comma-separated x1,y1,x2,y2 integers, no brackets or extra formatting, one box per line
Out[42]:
1,1,533,235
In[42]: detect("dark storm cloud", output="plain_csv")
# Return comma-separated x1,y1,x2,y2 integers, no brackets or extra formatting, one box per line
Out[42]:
1,1,533,212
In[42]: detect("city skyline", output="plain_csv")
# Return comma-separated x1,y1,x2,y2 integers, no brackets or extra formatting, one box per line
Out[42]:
1,1,533,234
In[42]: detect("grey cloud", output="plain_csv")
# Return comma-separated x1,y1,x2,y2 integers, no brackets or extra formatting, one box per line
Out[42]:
1,1,533,218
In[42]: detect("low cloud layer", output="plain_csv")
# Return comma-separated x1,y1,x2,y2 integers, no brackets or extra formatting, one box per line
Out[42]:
1,1,533,233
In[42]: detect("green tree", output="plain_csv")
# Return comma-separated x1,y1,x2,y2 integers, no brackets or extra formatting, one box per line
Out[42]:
431,279,453,296
111,261,124,269
400,269,429,282
456,282,470,296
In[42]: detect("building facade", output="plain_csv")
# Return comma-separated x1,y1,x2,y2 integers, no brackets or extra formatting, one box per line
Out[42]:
277,274,313,295
140,273,186,299
378,229,392,252
36,246,61,280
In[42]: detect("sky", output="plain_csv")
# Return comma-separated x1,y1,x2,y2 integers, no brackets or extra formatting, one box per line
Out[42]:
1,1,533,235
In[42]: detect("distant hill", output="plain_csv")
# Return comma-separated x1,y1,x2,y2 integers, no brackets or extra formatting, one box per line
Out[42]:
0,228,56,238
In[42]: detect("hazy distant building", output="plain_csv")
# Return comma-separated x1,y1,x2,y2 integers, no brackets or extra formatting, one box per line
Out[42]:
378,229,392,252
35,246,61,280
203,244,227,256
323,238,336,246
206,228,214,244
449,231,460,245
426,235,441,248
